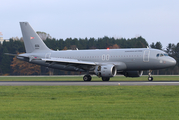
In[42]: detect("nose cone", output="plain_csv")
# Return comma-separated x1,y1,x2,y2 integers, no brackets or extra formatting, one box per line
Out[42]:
168,57,176,66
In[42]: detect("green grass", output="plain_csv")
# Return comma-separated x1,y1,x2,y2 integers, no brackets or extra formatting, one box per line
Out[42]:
0,75,179,81
0,86,179,120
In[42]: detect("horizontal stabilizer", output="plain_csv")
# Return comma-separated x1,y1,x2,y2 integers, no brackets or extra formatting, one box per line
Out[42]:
4,53,18,56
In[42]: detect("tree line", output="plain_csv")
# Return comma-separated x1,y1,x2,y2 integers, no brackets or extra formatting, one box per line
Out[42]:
0,35,178,75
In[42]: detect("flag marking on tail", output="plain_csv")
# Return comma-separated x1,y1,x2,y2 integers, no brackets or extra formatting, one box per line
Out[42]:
30,37,34,40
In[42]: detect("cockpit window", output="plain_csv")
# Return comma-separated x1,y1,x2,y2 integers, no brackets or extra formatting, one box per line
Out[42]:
164,54,168,56
156,53,168,57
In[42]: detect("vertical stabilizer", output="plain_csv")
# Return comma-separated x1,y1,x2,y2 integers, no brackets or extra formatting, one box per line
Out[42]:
20,22,52,53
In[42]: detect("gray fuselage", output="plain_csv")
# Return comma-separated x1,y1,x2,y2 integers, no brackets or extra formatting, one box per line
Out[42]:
18,48,176,72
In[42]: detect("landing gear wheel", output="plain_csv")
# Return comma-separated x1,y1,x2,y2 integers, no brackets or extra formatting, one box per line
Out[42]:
148,70,153,81
102,77,110,81
148,77,153,81
83,75,92,81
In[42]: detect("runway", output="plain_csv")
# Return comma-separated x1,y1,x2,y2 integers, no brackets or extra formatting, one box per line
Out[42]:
0,81,179,86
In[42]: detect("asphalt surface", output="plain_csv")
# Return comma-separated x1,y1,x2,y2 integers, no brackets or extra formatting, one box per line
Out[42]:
0,81,179,86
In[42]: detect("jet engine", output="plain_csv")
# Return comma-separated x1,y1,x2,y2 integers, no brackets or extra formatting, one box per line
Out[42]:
123,71,143,77
94,65,117,77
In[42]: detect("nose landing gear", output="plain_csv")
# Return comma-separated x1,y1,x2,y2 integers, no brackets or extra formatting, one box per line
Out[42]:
148,70,153,81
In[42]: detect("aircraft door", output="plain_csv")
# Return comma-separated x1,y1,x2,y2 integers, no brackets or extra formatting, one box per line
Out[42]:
143,50,150,62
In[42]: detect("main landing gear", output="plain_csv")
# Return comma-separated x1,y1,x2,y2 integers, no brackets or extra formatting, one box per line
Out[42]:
148,70,153,81
83,75,110,81
83,75,92,81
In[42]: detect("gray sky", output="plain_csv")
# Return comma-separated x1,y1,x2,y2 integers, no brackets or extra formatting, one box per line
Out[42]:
1,0,179,49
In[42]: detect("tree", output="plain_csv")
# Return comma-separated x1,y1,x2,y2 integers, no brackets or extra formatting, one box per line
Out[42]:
36,31,52,40
11,55,41,75
109,44,120,49
155,42,162,50
150,42,162,50
70,45,77,50
166,43,175,55
150,42,155,48
0,47,11,74
63,46,68,50
89,38,96,49
135,41,145,48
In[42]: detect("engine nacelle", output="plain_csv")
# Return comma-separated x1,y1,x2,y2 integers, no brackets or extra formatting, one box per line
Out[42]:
94,65,117,77
124,71,143,77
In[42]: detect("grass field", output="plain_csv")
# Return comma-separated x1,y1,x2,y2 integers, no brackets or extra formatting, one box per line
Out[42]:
0,75,179,81
0,86,179,120
0,76,179,119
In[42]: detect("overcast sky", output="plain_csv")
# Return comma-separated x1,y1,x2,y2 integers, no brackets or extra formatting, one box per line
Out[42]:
1,0,179,49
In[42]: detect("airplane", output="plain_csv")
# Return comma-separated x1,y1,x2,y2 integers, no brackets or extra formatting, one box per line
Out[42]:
8,22,177,81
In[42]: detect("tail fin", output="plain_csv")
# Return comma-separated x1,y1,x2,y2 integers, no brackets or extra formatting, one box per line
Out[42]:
20,22,52,53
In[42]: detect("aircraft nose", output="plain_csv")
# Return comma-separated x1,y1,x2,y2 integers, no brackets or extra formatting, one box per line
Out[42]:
168,57,176,66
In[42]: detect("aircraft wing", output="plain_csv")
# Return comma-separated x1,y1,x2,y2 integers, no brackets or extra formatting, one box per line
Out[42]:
42,57,97,70
42,57,96,65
